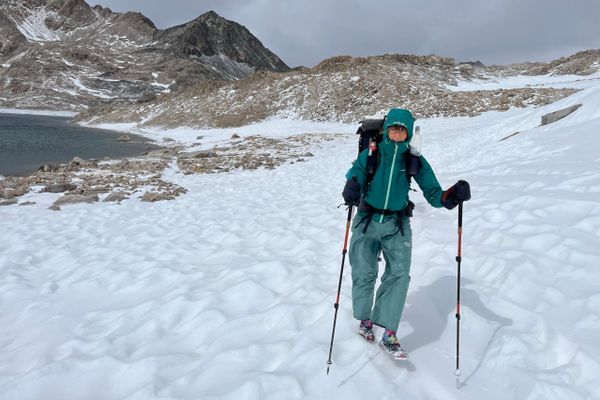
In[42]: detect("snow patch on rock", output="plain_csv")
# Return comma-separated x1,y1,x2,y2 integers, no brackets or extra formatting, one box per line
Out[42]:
15,7,61,42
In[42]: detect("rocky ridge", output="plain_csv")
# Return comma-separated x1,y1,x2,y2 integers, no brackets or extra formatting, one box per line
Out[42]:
488,49,600,77
79,52,593,128
0,0,289,111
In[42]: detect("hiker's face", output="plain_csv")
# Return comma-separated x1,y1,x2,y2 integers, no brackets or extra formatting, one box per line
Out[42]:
388,125,408,142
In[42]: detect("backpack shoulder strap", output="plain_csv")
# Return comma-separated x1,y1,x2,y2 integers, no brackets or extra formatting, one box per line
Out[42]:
365,138,380,187
356,116,385,190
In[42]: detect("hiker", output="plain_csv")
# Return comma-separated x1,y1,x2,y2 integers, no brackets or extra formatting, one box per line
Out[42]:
342,107,471,359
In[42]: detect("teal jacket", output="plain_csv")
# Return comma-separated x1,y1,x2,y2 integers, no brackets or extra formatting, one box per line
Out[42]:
346,108,444,212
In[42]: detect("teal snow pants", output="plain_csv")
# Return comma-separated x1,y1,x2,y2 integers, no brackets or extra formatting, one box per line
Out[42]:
349,213,412,332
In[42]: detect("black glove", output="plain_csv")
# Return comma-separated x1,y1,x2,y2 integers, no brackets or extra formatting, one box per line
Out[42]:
442,180,471,210
342,177,362,206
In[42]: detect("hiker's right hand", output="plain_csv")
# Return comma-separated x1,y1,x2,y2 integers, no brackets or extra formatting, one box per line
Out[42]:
342,178,361,206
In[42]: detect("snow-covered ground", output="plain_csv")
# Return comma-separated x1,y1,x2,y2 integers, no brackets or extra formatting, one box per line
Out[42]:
1,73,600,400
89,118,358,147
446,71,600,92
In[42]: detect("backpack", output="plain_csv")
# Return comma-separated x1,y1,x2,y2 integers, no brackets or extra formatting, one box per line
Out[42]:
356,117,386,184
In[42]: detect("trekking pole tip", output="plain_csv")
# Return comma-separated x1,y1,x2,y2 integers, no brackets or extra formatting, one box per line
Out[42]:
455,368,461,376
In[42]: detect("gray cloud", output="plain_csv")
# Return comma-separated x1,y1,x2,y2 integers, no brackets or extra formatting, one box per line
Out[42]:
91,0,600,67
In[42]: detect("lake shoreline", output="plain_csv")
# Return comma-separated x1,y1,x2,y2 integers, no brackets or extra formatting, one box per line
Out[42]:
0,113,161,177
0,112,339,209
0,128,329,209
0,108,78,117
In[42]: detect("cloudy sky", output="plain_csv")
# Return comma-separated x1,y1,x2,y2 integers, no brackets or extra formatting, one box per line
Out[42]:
92,0,600,68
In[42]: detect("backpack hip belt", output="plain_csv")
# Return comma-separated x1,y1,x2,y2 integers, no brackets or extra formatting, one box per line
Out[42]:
358,200,414,218
355,200,415,235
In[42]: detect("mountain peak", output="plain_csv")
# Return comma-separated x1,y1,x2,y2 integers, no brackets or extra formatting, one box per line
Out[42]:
155,11,289,73
185,10,230,28
199,10,221,19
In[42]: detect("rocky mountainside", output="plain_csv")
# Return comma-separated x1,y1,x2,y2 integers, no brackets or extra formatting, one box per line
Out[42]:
0,0,289,111
78,51,600,128
1,0,598,127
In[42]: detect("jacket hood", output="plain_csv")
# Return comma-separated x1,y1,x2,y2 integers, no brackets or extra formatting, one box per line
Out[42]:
383,108,415,142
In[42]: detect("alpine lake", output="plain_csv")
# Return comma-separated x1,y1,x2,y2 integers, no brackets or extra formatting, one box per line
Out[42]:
0,113,159,177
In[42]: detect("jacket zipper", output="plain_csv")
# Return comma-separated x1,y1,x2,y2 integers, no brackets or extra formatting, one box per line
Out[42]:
380,143,398,223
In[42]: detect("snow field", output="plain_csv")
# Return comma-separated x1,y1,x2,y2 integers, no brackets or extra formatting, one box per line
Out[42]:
1,73,600,399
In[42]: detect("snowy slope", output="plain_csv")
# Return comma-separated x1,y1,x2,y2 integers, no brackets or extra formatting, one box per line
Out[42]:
1,74,600,399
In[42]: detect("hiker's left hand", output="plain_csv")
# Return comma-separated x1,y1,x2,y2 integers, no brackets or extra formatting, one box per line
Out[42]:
442,180,471,210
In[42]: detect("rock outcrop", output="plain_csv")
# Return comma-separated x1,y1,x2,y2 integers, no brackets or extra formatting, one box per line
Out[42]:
541,104,583,125
0,10,26,56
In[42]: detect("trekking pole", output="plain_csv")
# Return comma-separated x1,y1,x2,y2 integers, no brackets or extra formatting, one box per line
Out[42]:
455,202,464,378
326,205,353,375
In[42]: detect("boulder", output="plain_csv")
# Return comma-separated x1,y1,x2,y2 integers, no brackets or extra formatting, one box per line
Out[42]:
141,192,174,202
52,194,99,207
103,191,128,202
68,156,98,169
136,93,157,103
0,199,18,206
193,150,218,158
118,134,131,141
541,104,582,125
38,164,60,173
43,183,78,193
1,182,28,198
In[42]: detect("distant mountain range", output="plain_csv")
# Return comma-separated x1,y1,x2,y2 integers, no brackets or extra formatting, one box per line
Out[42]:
1,0,599,127
0,0,288,111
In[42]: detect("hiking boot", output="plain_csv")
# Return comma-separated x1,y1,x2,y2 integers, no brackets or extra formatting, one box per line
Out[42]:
379,330,408,360
357,319,375,342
